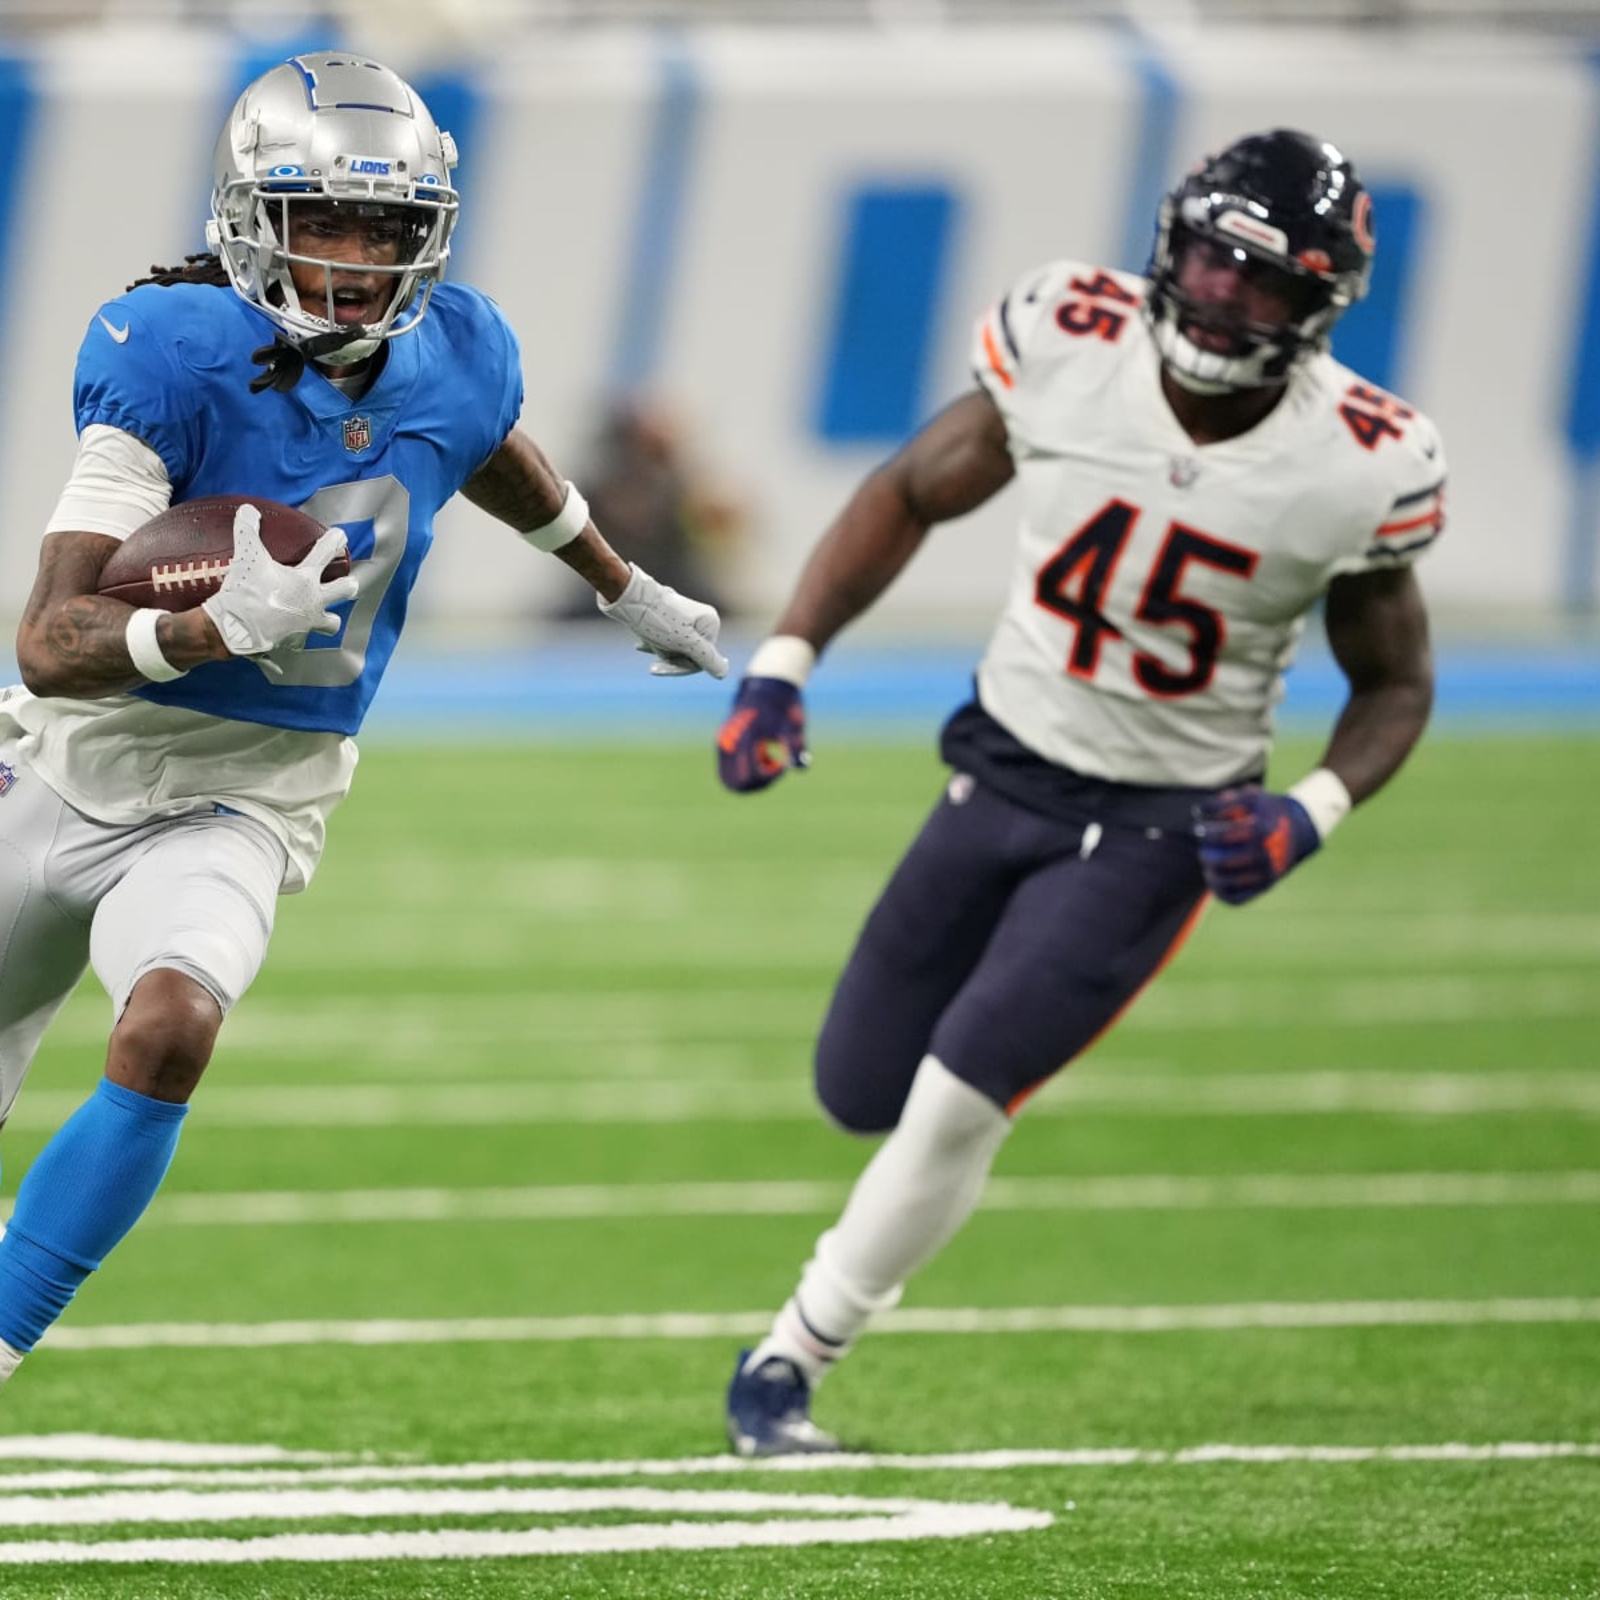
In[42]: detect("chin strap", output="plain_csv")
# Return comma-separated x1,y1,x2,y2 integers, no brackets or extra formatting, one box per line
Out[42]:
248,330,365,395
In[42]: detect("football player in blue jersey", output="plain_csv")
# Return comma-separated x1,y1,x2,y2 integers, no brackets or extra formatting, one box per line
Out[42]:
0,51,727,1392
715,129,1441,1454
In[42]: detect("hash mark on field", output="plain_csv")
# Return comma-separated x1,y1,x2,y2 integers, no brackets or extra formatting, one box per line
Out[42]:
0,1479,1048,1563
38,1297,1600,1353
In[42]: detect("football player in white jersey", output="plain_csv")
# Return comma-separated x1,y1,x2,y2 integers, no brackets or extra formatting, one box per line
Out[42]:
0,52,727,1394
716,129,1441,1454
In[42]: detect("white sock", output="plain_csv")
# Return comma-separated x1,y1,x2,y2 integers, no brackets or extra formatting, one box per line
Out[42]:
746,1055,1012,1385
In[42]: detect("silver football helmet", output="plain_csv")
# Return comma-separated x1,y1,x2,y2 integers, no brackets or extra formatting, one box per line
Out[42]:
208,52,460,364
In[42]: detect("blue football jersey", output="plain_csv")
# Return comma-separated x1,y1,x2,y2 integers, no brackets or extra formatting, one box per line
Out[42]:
72,282,524,736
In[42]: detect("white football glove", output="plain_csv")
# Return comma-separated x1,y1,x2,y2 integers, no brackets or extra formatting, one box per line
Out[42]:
201,504,359,665
597,563,730,679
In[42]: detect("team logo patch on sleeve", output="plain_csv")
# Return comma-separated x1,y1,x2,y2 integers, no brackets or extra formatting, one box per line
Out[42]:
0,761,17,796
342,415,373,453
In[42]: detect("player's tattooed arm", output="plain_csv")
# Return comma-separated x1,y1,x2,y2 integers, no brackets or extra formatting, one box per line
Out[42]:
463,429,630,603
462,429,567,529
1316,564,1435,804
774,388,1016,652
16,530,229,699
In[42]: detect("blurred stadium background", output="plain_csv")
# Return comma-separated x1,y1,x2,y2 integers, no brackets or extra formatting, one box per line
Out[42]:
0,0,1597,657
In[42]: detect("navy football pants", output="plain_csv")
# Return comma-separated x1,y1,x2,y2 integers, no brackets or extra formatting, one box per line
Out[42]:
815,777,1207,1133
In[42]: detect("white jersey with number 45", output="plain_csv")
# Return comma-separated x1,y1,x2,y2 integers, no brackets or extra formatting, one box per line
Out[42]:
970,259,1445,789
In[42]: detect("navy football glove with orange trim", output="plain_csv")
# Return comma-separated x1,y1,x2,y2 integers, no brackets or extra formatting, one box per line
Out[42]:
717,677,810,793
1193,785,1321,905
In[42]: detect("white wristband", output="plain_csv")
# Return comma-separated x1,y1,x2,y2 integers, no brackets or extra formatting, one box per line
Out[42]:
521,481,589,553
125,607,187,683
746,634,817,687
1288,767,1353,842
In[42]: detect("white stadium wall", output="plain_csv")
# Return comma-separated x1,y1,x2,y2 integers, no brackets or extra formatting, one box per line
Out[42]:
0,24,1595,630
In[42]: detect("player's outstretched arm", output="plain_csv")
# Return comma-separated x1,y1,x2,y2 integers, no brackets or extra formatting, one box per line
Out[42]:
1194,565,1434,905
464,429,728,679
719,389,1015,793
16,530,231,699
771,390,1015,651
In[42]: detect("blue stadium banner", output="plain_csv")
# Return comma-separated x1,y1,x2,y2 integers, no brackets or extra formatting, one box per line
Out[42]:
1330,183,1425,395
814,182,962,445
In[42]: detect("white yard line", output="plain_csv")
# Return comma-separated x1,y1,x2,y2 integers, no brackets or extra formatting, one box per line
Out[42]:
9,1071,1600,1130
5,1169,1589,1228
251,922,1600,977
36,1297,1600,1353
0,1484,1036,1529
0,1516,1052,1564
0,1437,338,1465
1,1441,1596,1490
37,968,1600,1054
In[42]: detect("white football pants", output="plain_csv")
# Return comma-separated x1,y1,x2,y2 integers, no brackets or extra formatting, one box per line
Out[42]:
0,743,286,1125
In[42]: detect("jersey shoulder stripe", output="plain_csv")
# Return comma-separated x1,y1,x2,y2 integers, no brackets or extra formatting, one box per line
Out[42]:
971,259,1148,415
1375,484,1445,535
1388,477,1447,509
1367,482,1446,561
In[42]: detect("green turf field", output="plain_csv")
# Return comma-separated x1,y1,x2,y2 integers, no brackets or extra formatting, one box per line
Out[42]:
1,732,1597,1598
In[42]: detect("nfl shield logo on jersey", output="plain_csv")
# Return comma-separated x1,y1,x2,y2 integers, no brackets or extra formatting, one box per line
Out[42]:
0,761,16,797
342,415,373,453
1169,456,1199,490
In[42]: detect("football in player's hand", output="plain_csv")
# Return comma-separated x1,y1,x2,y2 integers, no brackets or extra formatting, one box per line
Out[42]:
96,495,351,611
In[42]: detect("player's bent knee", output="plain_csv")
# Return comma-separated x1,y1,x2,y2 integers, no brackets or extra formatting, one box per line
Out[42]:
814,1002,934,1135
814,1086,893,1138
813,1059,910,1137
107,968,224,1102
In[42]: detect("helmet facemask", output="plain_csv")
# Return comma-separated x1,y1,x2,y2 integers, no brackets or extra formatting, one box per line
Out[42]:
1148,209,1346,394
216,189,455,365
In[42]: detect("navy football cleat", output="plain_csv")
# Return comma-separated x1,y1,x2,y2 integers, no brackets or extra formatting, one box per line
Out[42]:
725,1348,841,1457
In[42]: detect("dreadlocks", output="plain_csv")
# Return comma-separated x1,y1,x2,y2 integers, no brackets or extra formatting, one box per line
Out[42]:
122,248,376,396
127,253,231,292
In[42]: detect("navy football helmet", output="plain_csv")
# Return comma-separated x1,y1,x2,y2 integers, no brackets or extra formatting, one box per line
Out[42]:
1146,129,1375,393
